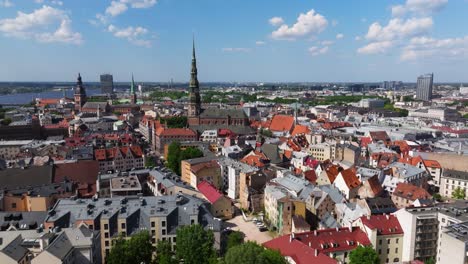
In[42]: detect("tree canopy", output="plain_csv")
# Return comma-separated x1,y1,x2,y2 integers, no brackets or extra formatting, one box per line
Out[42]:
226,231,244,250
106,231,154,264
223,242,287,264
349,246,379,264
176,224,217,264
155,240,177,264
166,142,203,175
452,187,466,200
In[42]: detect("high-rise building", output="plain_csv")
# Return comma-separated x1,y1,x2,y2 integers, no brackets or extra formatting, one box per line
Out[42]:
100,74,114,94
416,73,433,101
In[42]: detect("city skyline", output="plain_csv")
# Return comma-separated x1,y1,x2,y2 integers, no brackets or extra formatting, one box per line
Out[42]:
0,0,468,82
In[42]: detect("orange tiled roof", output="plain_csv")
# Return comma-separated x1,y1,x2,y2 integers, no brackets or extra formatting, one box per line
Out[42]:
340,167,361,189
423,159,441,169
241,155,266,168
156,127,197,137
393,183,431,201
291,125,311,136
269,115,295,132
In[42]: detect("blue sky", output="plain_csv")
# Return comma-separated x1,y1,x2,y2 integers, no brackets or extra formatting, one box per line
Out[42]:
0,0,467,82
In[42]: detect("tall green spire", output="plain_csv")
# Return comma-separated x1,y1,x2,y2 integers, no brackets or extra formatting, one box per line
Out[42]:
130,73,135,94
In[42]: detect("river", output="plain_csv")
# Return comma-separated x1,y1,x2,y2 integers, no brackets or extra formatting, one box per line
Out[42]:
0,88,101,105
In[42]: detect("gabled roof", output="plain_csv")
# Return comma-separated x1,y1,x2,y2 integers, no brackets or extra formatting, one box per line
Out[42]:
369,131,391,143
291,125,311,136
339,167,361,189
197,181,223,204
156,127,197,137
269,115,295,132
360,214,403,236
423,159,441,169
393,183,431,201
304,170,317,184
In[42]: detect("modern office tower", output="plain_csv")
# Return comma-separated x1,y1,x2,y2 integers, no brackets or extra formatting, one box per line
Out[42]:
100,74,114,94
416,73,433,101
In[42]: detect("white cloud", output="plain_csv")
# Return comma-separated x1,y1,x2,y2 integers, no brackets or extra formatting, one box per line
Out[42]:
269,17,284,26
121,0,157,9
51,0,63,6
392,0,448,17
222,47,251,52
255,41,266,46
309,46,329,56
365,17,433,41
401,36,468,60
321,40,334,45
336,33,344,39
108,24,151,47
0,5,82,44
0,0,13,7
357,41,394,54
271,9,328,40
106,1,128,16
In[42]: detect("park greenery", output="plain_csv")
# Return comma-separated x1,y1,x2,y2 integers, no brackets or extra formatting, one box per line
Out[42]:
0,117,12,126
452,187,466,200
159,116,188,128
106,225,288,264
106,231,154,264
349,245,380,264
166,142,203,175
150,91,188,100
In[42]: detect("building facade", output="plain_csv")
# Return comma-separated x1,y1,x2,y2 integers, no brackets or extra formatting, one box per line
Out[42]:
416,73,433,101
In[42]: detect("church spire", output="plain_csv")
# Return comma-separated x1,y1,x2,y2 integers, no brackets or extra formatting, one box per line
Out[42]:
190,36,199,89
188,36,201,118
130,73,135,94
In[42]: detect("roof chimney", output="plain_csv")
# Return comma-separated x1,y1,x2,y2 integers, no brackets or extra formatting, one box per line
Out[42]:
385,214,390,220
314,230,317,236
315,248,318,256
348,224,353,232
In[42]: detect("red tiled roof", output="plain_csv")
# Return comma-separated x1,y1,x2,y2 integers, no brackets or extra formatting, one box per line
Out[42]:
366,175,383,196
360,137,372,148
264,238,336,264
340,167,361,189
360,215,403,236
156,127,197,137
240,155,266,168
393,183,431,201
283,150,293,160
54,160,99,184
304,170,317,184
322,122,352,130
369,131,390,143
94,145,143,161
325,165,341,183
263,227,370,264
269,115,295,132
431,126,468,135
423,159,441,169
291,125,311,136
197,181,223,204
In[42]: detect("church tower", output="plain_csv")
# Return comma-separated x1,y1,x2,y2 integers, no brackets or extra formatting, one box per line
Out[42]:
74,73,87,112
130,74,137,104
188,38,201,118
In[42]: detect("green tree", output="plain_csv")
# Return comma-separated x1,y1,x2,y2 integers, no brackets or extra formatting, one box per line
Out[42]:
106,231,154,264
226,231,244,250
160,116,188,128
224,242,287,264
0,118,12,126
176,224,216,264
452,187,466,200
155,240,177,264
433,193,442,201
349,246,379,264
145,156,157,168
425,257,436,264
166,142,181,174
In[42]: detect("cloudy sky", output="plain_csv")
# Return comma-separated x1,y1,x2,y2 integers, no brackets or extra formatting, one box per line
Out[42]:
0,0,467,82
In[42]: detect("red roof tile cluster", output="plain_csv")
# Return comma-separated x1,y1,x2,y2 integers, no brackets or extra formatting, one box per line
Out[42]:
304,170,317,184
322,122,352,130
369,131,391,143
366,175,383,196
340,167,361,189
94,145,143,161
423,159,441,169
37,98,61,107
263,227,371,264
360,137,372,148
393,183,431,201
431,126,468,135
156,127,197,137
240,155,267,168
269,115,295,132
325,165,341,183
360,214,403,235
197,181,223,204
291,125,311,136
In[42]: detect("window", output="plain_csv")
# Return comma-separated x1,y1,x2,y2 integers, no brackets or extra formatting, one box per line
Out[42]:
105,232,109,238
387,239,390,244
387,248,390,254
151,222,155,228
395,248,398,253
191,219,195,225
11,203,16,209
378,249,382,254
105,241,109,247
173,237,176,243
379,239,382,245
121,223,126,229
104,224,109,230
162,221,166,227
162,229,166,235
396,238,399,243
